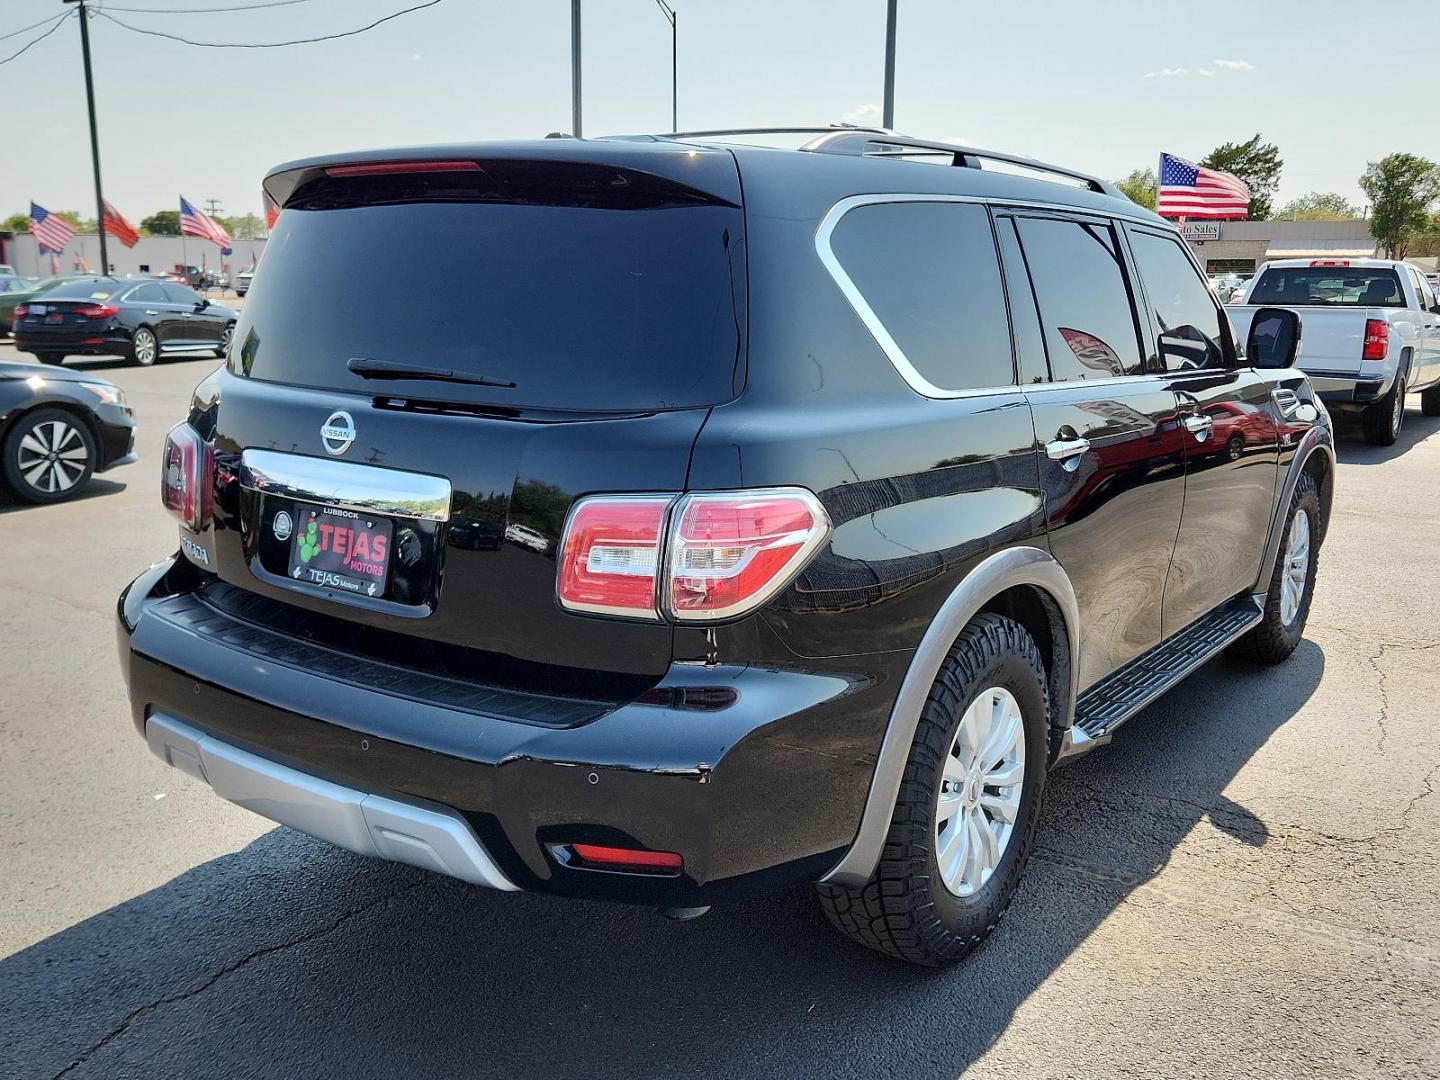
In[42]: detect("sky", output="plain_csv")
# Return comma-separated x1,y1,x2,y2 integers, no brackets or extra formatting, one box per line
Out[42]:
0,0,1433,223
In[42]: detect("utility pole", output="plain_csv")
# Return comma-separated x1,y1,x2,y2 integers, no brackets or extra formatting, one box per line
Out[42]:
204,199,224,219
881,0,897,130
655,1,677,132
570,0,582,137
64,0,109,273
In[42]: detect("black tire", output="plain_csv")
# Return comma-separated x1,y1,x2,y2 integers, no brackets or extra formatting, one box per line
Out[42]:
36,353,66,366
1362,371,1405,446
1229,470,1320,665
1226,434,1244,461
130,325,158,367
215,322,235,359
816,613,1049,966
1422,385,1440,417
1,407,97,504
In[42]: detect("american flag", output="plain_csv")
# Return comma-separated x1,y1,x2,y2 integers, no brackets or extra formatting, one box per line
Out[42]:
29,202,76,254
179,196,232,247
1157,153,1250,220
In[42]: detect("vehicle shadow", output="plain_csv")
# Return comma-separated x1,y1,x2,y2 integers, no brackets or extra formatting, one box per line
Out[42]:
0,477,126,513
1330,403,1440,463
0,644,1324,1080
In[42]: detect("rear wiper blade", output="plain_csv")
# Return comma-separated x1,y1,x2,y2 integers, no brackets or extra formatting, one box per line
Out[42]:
347,356,516,389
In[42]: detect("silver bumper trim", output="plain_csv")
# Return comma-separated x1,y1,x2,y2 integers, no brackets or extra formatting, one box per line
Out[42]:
145,713,519,891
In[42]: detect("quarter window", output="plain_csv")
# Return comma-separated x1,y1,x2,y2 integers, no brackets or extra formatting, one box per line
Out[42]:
828,201,1015,392
1128,229,1226,371
1012,217,1144,381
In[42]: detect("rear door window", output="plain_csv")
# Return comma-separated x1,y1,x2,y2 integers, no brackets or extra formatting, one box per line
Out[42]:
1127,228,1227,371
826,200,1014,392
1012,216,1145,381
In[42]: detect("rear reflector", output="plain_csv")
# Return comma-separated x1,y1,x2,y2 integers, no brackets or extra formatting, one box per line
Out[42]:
161,421,213,533
324,160,481,178
555,488,830,623
1363,318,1389,361
568,844,683,873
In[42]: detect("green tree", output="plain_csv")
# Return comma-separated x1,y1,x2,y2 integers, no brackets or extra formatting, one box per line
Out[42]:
140,210,181,236
1,213,28,232
1201,134,1283,219
1276,191,1361,221
221,212,264,240
53,210,85,231
1114,168,1157,210
1359,153,1440,258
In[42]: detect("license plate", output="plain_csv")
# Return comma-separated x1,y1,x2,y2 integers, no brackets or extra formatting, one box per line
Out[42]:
286,502,394,597
44,313,63,324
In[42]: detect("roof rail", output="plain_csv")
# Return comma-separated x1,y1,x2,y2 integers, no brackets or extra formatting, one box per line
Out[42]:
659,125,896,140
798,130,1123,199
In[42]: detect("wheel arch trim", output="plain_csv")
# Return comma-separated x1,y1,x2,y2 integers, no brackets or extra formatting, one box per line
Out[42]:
819,545,1079,888
1254,424,1335,592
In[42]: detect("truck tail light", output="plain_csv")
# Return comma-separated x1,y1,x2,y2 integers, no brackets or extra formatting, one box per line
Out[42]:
1362,319,1389,361
556,488,830,623
1310,259,1350,267
161,421,214,532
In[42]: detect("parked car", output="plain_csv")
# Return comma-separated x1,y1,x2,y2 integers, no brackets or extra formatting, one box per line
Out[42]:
0,359,135,502
0,264,17,277
12,276,236,367
0,275,91,334
1230,258,1440,445
118,131,1333,966
234,268,254,297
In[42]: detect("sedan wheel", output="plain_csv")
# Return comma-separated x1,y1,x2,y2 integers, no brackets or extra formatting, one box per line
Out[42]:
2,409,96,504
216,323,234,358
131,327,158,366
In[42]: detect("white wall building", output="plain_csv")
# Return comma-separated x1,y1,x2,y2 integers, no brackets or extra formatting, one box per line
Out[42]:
0,232,266,279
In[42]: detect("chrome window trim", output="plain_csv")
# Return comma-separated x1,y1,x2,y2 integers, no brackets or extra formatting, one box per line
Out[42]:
239,448,452,522
816,193,1185,400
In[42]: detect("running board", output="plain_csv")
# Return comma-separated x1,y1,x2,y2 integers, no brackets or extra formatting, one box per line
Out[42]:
1058,596,1264,761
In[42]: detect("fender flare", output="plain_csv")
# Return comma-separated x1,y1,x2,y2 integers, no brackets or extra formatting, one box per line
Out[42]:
1253,423,1336,593
819,545,1079,888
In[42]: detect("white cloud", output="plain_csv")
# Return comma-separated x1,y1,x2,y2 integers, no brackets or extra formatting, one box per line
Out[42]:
1199,68,1215,77
842,103,883,126
1143,67,1188,79
1213,58,1254,70
410,52,423,61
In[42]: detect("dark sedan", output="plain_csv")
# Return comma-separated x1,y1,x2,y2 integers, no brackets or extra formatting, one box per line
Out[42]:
0,360,136,503
12,276,236,367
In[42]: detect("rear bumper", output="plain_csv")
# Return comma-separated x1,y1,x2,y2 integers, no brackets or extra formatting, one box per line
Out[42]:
14,328,131,358
1304,368,1391,407
118,558,892,906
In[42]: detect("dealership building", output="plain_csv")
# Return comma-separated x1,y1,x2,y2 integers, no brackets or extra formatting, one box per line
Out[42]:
1180,219,1380,276
0,232,266,280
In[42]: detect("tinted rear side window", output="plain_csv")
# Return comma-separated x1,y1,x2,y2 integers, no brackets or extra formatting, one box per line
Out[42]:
1128,229,1226,371
1248,266,1405,307
1013,217,1144,381
232,172,745,413
828,201,1014,392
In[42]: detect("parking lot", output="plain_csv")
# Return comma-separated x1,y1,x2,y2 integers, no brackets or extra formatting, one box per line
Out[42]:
1,344,1438,1079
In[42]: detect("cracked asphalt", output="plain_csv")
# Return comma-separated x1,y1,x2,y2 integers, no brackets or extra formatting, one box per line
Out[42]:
2,346,1438,1079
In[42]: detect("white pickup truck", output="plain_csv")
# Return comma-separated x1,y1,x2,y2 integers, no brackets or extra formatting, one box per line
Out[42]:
1230,258,1440,445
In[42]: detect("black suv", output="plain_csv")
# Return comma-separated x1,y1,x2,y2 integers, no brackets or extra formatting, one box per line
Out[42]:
117,130,1333,966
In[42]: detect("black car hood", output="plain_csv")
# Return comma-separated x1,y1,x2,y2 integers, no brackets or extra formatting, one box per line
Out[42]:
0,359,115,386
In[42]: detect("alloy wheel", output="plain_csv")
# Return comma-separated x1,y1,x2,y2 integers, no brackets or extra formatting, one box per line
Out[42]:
1279,507,1311,627
15,419,89,495
134,329,156,365
934,685,1026,897
219,325,233,355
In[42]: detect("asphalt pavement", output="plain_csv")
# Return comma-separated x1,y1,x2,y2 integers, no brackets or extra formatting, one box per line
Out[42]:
1,344,1437,1079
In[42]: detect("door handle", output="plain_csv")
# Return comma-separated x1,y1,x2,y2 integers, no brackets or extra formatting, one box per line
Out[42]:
1045,436,1091,471
1183,414,1214,441
144,309,159,315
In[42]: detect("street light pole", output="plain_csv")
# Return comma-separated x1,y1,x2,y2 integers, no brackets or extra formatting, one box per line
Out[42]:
64,0,109,274
655,1,677,132
882,0,897,130
570,0,582,137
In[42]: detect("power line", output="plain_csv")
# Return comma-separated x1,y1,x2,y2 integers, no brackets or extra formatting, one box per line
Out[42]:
0,11,69,43
0,10,74,67
93,0,446,48
96,0,323,13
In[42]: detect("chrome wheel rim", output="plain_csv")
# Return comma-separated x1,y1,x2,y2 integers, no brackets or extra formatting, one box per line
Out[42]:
935,685,1026,897
1279,507,1311,626
1393,381,1405,436
134,330,156,364
16,419,88,494
219,326,233,354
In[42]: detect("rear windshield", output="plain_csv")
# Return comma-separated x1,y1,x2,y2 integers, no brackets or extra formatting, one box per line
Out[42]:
36,279,119,300
1248,266,1406,307
230,168,746,413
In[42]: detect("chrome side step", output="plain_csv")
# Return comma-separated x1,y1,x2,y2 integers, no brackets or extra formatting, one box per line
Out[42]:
1056,595,1264,762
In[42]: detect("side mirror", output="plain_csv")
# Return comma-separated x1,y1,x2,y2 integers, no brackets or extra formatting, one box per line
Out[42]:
1246,306,1301,369
194,300,208,311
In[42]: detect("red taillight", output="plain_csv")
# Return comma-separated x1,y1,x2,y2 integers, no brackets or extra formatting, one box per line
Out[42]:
161,421,213,533
555,488,830,623
568,844,683,873
13,304,29,319
324,160,481,178
1310,259,1350,267
73,303,119,319
666,491,829,621
1363,318,1389,361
